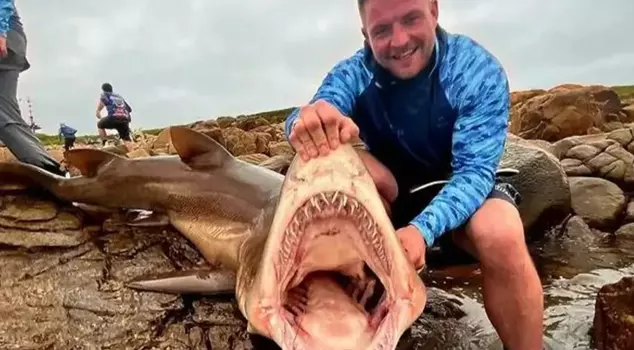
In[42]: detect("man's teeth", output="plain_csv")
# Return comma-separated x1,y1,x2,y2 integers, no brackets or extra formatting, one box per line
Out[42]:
393,48,416,60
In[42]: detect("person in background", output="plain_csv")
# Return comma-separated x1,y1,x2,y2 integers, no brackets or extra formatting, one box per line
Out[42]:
284,0,544,349
95,82,135,151
58,122,77,152
0,0,65,175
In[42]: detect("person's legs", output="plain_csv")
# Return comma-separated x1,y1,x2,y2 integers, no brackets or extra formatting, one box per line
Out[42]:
63,136,75,151
0,69,64,176
97,117,115,146
454,197,544,350
114,119,135,152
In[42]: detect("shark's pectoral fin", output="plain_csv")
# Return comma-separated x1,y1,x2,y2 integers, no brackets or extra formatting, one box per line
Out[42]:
168,126,233,170
64,148,126,178
126,268,236,295
125,209,170,227
0,161,61,191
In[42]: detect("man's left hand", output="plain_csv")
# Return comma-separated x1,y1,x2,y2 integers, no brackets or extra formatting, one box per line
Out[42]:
396,225,427,270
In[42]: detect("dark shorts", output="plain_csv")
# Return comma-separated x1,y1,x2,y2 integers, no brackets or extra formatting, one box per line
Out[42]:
390,179,522,254
98,116,131,141
63,136,76,150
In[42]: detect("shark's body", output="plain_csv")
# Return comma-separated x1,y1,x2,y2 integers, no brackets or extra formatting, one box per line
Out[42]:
0,127,427,349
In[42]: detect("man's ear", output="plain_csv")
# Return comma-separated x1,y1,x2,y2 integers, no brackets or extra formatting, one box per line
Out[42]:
430,0,439,21
361,27,368,41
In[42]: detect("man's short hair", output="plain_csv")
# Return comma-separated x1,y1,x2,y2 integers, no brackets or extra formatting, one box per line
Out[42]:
101,83,113,93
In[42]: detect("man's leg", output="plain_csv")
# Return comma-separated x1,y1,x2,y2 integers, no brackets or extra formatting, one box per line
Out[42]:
115,121,135,152
454,197,544,350
0,69,64,176
97,117,112,146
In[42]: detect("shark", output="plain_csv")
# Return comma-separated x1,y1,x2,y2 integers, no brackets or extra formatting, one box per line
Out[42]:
0,126,427,350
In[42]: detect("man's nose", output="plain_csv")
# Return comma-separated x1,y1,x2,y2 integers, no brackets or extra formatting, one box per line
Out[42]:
390,23,409,48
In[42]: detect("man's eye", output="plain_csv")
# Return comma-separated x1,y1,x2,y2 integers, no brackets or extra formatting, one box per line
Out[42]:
403,14,420,26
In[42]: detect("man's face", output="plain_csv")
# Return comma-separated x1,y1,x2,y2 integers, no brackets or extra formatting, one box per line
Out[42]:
361,0,439,79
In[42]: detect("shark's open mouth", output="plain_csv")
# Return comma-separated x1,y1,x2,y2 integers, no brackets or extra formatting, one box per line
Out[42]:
275,191,394,348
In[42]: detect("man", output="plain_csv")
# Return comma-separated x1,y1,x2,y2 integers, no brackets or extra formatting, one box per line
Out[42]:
0,0,65,175
284,0,544,349
58,122,77,151
95,82,134,151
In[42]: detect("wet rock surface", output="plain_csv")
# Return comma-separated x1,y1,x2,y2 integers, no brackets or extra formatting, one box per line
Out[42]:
592,277,634,350
0,191,482,350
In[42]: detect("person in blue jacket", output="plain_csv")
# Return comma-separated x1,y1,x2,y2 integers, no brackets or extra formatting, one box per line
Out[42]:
284,0,544,349
58,123,77,152
0,0,65,175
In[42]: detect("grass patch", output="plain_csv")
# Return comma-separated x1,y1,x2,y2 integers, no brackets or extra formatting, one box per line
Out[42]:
34,107,296,146
611,85,634,100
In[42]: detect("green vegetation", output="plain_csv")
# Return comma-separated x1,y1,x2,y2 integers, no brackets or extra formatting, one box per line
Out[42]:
33,86,634,147
34,107,296,146
611,85,634,100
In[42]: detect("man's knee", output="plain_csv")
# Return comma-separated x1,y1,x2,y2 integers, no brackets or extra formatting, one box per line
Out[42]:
465,198,527,265
355,148,398,204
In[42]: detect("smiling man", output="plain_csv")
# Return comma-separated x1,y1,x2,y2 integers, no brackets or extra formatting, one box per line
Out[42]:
284,0,544,349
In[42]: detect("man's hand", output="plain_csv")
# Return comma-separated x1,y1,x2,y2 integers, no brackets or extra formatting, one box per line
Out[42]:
288,100,360,161
396,225,427,270
0,36,8,58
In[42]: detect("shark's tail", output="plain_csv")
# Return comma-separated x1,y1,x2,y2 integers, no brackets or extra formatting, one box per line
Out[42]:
0,161,63,192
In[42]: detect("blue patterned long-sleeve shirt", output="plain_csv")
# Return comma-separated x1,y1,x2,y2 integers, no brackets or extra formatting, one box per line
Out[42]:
284,26,510,247
0,0,14,37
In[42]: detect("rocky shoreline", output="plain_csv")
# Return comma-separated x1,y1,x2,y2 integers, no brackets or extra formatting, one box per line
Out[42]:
0,83,633,349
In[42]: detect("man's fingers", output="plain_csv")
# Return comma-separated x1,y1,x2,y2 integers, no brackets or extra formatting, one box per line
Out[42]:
339,119,360,144
304,111,330,156
295,118,320,158
315,101,342,149
288,130,309,161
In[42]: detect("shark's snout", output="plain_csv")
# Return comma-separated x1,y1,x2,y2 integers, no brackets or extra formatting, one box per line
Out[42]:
245,144,427,350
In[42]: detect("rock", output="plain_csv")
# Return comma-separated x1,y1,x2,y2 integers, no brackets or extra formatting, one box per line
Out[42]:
623,104,634,121
237,153,270,165
499,138,571,234
592,277,634,350
127,148,151,158
222,127,257,156
0,196,90,248
510,85,624,142
259,154,293,175
614,223,634,240
569,177,626,229
0,190,477,349
625,201,634,223
552,127,634,188
268,141,294,157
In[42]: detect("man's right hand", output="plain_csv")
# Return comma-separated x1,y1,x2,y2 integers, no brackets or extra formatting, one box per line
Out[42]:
0,36,8,58
288,100,360,161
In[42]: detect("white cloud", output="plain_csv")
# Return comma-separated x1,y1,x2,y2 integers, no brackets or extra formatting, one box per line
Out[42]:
11,0,633,134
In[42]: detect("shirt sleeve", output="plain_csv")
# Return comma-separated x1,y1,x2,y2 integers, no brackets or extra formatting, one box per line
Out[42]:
284,51,370,140
0,0,14,37
410,41,511,247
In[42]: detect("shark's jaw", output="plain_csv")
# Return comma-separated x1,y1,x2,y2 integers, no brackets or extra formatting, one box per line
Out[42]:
244,145,427,350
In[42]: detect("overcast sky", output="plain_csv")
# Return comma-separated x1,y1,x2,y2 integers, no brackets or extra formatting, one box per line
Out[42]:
13,0,634,135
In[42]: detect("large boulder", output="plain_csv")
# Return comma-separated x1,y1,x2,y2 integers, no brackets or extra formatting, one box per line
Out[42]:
510,85,628,142
568,177,627,230
499,137,571,236
551,126,634,188
592,277,634,350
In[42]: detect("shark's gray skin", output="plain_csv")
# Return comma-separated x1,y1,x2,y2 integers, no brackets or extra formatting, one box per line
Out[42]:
0,127,427,350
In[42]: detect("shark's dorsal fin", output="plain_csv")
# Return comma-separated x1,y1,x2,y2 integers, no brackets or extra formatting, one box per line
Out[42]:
169,126,233,169
64,148,125,178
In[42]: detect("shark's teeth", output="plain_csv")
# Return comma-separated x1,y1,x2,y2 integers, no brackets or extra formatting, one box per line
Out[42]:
279,191,390,277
